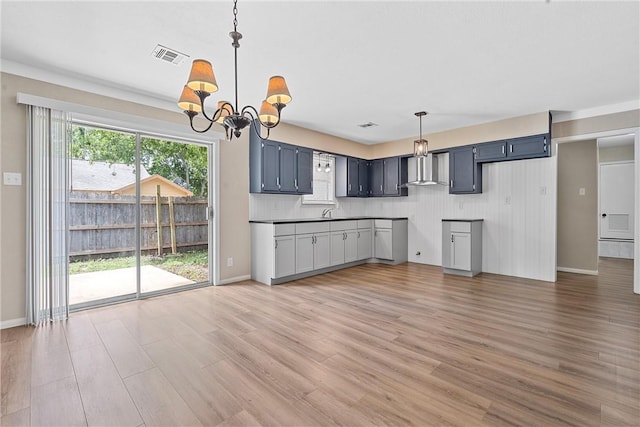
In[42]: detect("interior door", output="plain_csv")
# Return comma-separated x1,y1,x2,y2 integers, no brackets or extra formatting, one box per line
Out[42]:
600,162,635,240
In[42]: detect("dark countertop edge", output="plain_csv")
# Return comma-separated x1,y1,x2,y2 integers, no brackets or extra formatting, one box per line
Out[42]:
250,217,408,224
441,218,484,222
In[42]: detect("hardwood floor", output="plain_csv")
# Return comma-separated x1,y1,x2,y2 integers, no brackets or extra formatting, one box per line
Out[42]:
1,258,638,426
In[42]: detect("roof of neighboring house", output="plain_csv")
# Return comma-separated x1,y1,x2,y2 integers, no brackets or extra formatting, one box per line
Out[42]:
116,174,193,197
71,159,150,192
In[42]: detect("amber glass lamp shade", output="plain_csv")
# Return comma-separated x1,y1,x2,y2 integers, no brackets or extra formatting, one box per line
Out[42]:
186,59,219,94
259,101,279,125
178,86,202,113
215,101,233,123
265,76,292,105
414,139,428,157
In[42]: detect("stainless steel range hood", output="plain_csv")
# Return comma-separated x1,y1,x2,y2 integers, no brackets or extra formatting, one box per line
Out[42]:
405,154,443,186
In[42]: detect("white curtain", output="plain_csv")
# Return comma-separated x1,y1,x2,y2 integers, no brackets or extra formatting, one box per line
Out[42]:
26,106,71,325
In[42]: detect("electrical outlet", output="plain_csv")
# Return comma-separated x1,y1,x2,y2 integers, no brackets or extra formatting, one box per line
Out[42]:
505,196,511,205
579,187,586,196
227,257,233,267
540,186,547,196
415,251,421,256
3,172,22,186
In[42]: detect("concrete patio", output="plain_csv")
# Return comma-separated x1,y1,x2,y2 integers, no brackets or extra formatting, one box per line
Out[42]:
69,265,196,304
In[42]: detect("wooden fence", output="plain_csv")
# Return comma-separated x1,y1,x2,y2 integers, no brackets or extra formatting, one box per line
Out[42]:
69,192,208,260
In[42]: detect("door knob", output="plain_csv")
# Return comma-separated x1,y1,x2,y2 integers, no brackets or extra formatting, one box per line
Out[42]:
602,213,607,218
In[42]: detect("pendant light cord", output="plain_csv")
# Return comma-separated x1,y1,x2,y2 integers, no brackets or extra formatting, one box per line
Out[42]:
232,0,239,112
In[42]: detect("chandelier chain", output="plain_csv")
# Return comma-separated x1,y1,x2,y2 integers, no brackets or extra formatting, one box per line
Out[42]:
232,0,238,30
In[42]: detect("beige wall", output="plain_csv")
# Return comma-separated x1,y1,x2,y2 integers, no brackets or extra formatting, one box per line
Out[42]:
552,110,640,139
599,144,635,163
557,140,599,272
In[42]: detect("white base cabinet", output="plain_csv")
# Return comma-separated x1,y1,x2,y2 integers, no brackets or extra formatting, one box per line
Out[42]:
251,218,407,285
373,219,408,264
274,235,295,278
442,219,483,277
356,220,373,260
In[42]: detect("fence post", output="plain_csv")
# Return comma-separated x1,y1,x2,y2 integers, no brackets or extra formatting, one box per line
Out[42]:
169,196,177,255
156,185,163,256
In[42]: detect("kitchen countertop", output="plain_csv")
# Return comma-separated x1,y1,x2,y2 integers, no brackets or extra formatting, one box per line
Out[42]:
250,216,408,224
441,218,484,222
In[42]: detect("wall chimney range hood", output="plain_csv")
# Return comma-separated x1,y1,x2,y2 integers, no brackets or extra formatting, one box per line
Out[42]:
405,155,443,186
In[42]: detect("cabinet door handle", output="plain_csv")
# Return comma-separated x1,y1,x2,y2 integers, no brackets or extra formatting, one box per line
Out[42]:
295,178,298,189
502,145,505,154
510,144,513,153
276,177,280,188
450,180,453,188
348,184,351,192
451,234,454,243
357,231,360,238
343,232,346,240
359,184,362,192
275,240,278,249
380,184,383,192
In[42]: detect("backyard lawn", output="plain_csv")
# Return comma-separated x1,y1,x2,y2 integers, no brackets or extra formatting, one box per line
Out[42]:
69,250,208,283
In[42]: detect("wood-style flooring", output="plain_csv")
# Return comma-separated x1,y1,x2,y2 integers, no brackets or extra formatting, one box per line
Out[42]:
1,258,638,426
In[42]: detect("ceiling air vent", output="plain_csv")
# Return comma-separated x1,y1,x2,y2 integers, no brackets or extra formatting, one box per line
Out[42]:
152,44,188,65
358,122,378,128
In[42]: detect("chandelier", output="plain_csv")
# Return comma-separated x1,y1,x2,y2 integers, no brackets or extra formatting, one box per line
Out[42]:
177,0,292,141
414,111,429,156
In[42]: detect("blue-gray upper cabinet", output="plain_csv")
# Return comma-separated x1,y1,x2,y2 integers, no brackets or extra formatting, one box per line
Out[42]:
370,159,384,197
336,157,368,197
474,134,550,163
357,159,369,197
249,130,313,195
474,140,507,163
279,144,297,192
506,134,550,160
382,157,408,196
296,147,313,194
449,146,482,194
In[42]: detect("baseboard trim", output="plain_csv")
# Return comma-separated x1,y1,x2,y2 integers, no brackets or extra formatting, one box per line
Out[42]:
217,275,252,286
1,317,27,330
557,267,599,276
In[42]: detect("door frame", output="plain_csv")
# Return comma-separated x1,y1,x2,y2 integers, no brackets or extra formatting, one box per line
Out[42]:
68,122,220,310
553,127,639,294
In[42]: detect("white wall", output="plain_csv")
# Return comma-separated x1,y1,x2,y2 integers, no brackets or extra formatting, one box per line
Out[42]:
249,156,557,282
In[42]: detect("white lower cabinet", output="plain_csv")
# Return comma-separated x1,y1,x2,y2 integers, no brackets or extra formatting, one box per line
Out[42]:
442,219,482,277
251,218,406,285
295,221,331,274
296,232,330,273
374,228,393,260
357,228,372,260
274,235,295,278
373,219,408,263
330,221,360,266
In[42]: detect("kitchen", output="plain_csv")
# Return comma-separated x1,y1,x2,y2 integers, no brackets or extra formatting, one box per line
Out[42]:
248,111,556,284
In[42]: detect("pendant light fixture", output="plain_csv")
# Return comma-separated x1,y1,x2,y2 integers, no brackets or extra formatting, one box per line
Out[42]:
177,0,292,141
325,160,331,173
414,111,429,157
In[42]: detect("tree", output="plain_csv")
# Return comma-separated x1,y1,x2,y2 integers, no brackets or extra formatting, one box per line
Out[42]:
72,126,209,196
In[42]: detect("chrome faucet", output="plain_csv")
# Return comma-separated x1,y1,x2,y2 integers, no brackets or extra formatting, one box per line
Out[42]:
321,208,334,218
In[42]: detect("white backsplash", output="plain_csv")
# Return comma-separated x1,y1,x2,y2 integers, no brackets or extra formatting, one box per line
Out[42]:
250,156,557,282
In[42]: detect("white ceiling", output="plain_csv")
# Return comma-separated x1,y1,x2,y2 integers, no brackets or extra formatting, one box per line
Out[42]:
1,1,639,144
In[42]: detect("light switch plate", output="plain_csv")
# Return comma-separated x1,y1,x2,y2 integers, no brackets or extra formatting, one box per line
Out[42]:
3,172,22,186
579,187,586,196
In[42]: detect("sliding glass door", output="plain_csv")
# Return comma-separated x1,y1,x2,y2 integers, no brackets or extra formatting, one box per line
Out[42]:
68,124,214,309
139,136,210,296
